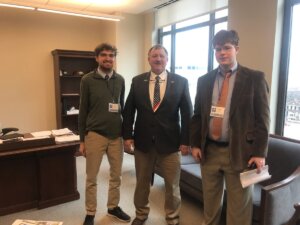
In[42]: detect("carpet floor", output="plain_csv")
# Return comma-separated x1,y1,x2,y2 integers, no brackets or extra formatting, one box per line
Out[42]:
0,153,204,225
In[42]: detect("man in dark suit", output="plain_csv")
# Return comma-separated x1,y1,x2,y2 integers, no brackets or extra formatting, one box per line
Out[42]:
190,30,270,225
123,44,192,225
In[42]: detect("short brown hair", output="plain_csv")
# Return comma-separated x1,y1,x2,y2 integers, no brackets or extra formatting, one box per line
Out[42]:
148,44,168,56
94,43,118,57
212,30,239,48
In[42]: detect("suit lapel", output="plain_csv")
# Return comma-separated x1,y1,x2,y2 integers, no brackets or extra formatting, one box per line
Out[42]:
230,66,248,117
163,71,173,101
141,72,153,110
205,70,217,117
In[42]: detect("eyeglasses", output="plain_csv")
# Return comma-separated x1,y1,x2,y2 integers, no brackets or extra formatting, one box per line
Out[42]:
99,53,115,58
214,45,235,53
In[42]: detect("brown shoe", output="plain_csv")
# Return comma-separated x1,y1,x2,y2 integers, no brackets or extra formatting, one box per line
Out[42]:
131,217,147,225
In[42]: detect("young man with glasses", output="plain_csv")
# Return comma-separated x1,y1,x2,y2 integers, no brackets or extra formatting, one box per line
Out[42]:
190,30,270,225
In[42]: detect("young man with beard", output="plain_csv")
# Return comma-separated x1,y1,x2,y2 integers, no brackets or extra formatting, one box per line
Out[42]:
79,43,130,225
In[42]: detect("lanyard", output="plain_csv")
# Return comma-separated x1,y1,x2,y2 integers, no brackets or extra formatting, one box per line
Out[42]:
105,77,116,103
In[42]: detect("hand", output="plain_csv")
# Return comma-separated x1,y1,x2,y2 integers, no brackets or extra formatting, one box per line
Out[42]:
79,142,86,157
179,145,190,155
248,157,265,173
124,139,135,155
191,147,202,162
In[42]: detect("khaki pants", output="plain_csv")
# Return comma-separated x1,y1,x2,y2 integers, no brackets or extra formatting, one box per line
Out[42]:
201,143,252,225
134,148,181,225
85,131,123,215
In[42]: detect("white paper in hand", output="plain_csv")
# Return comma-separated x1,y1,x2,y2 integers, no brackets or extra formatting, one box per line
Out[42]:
240,165,271,188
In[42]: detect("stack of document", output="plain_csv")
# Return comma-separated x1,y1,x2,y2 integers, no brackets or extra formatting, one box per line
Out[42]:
51,128,73,136
30,130,52,139
12,219,63,225
51,128,79,144
30,128,79,144
54,134,79,143
240,165,272,188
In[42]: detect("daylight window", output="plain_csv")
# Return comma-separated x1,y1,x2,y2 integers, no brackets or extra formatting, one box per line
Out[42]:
158,9,228,104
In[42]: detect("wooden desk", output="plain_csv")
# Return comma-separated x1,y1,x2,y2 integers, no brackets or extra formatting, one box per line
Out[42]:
0,142,80,216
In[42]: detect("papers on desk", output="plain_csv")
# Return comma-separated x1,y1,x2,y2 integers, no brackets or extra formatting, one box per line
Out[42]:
30,128,79,144
240,165,272,188
31,128,73,138
30,130,52,138
51,128,79,143
54,134,79,143
51,128,73,136
12,219,63,225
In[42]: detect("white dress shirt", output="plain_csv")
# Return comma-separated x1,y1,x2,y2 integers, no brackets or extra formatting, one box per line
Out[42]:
149,70,167,108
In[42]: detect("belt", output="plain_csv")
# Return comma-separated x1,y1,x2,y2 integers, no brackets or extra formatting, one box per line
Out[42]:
206,138,229,147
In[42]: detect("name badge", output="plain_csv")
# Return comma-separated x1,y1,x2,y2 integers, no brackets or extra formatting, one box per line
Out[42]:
108,103,119,113
210,106,225,118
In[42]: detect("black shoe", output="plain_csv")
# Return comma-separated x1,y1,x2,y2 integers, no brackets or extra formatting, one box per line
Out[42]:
107,206,131,222
83,215,94,225
131,217,147,225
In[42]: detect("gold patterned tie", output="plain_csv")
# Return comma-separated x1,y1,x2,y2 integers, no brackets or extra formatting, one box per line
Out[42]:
211,72,231,140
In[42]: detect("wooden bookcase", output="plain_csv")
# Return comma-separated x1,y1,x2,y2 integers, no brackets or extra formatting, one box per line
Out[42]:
52,49,97,133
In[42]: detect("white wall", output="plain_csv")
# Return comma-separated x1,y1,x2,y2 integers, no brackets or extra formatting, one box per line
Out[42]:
228,0,284,133
116,13,146,98
0,8,145,133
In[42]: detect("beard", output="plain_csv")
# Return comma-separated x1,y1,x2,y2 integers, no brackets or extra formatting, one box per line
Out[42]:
99,63,113,74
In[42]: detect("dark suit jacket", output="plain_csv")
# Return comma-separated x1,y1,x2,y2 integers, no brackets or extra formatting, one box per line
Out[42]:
123,72,192,154
190,65,270,171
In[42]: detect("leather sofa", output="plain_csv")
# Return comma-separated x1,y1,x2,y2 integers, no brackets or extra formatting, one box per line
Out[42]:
155,134,300,225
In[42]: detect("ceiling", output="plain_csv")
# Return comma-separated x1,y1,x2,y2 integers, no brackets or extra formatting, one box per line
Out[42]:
0,0,174,15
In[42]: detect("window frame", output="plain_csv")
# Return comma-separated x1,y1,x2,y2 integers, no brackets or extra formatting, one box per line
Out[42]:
275,0,300,135
157,10,228,74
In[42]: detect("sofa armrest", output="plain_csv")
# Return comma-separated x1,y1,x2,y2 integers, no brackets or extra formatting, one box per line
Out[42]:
259,166,300,225
286,202,300,225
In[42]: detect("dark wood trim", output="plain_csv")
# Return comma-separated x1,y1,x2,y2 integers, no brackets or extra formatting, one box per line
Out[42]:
0,142,80,216
269,133,300,144
52,49,98,132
